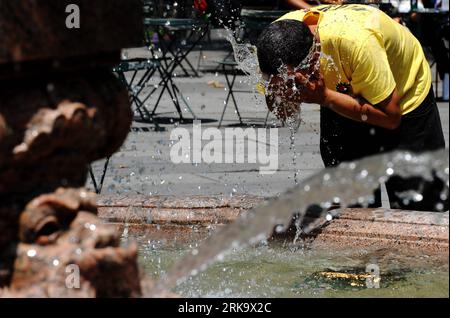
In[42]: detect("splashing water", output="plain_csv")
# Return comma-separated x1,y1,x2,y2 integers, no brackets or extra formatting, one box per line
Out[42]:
288,125,300,185
148,149,449,296
221,28,306,130
223,28,262,89
222,28,308,186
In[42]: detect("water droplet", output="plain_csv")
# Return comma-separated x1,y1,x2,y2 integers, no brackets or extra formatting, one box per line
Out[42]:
46,83,55,92
413,193,423,202
27,249,37,258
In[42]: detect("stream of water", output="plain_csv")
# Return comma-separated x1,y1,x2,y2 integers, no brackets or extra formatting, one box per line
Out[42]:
149,149,449,295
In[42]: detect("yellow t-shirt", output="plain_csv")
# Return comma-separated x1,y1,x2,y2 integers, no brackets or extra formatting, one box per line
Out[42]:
277,4,431,115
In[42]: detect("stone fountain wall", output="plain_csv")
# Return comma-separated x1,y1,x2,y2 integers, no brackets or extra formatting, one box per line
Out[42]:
0,0,143,297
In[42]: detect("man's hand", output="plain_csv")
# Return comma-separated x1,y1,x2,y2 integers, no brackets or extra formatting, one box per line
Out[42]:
294,72,327,105
265,70,328,121
266,95,300,122
266,73,302,121
267,73,302,105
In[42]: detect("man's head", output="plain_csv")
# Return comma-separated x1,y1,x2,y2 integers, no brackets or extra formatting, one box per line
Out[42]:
256,19,314,77
256,19,324,122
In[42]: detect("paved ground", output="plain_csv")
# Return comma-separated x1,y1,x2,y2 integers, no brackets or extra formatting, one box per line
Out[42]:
88,47,449,202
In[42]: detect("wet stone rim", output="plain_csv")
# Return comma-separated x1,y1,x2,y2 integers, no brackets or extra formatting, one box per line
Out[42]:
98,195,449,253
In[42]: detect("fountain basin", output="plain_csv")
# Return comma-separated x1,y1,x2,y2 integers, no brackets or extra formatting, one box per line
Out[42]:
97,195,448,297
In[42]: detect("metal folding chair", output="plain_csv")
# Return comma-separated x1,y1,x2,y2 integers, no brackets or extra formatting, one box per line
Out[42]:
114,58,161,121
145,18,209,78
217,60,244,127
143,18,210,120
114,56,197,123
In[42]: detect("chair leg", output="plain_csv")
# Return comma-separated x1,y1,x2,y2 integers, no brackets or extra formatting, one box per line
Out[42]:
224,67,243,125
134,97,154,121
117,67,157,122
218,95,231,128
229,77,243,125
218,65,236,128
89,165,99,194
197,45,204,72
167,82,185,121
264,110,270,127
183,56,200,78
172,85,197,120
98,157,111,194
89,157,111,194
150,67,174,117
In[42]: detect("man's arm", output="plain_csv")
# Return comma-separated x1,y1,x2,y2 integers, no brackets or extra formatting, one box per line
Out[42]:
332,35,401,129
293,72,402,130
322,88,402,130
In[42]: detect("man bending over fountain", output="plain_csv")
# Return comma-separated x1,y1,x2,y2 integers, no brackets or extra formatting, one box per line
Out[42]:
256,4,448,211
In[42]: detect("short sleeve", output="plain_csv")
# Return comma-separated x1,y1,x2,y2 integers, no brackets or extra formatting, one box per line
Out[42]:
349,35,396,105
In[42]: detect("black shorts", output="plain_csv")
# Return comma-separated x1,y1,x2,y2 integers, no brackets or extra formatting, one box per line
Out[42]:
319,87,448,211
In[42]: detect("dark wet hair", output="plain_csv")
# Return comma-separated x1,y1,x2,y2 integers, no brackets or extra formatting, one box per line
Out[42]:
256,20,314,75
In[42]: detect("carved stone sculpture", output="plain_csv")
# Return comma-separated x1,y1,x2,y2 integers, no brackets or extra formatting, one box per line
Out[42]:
0,0,143,297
